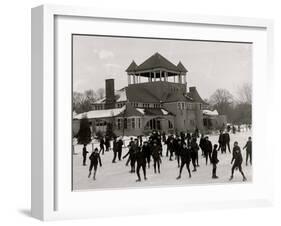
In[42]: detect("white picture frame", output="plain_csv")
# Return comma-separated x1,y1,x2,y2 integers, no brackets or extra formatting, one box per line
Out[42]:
31,4,274,221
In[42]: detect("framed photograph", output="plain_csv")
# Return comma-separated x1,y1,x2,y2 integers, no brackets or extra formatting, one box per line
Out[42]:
31,4,274,221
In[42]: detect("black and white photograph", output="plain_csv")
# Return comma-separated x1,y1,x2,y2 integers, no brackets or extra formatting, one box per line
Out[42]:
72,34,252,191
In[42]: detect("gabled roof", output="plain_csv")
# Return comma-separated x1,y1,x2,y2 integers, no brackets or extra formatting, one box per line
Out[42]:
135,52,179,72
177,61,188,73
125,60,138,72
126,85,160,103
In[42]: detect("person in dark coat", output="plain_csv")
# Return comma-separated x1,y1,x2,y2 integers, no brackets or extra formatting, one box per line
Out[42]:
151,141,161,174
176,142,191,179
135,146,147,182
204,136,212,165
218,130,226,154
230,141,247,181
88,148,102,180
199,133,205,157
123,139,138,173
142,141,151,168
99,137,105,155
105,136,110,152
174,139,182,168
82,144,89,166
112,137,118,163
125,137,134,166
211,144,219,179
190,137,199,172
167,136,174,160
223,131,231,153
243,137,252,166
117,138,123,161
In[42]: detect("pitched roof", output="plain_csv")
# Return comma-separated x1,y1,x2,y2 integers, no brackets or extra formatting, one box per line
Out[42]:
135,52,179,72
177,61,188,73
73,106,126,120
187,87,208,105
125,60,138,72
126,85,160,103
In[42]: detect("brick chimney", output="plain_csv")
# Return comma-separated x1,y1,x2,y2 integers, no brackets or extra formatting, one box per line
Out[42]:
105,79,115,109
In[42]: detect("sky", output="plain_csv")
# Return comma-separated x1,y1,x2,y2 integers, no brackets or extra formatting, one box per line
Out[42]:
73,35,252,100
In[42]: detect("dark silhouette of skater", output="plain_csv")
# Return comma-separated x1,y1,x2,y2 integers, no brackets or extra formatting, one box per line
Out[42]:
82,144,89,166
243,137,252,166
211,144,219,179
229,141,247,181
88,148,102,180
176,142,191,179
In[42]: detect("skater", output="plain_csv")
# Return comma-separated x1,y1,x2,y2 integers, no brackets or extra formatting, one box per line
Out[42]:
174,139,182,168
82,144,89,166
243,137,252,166
99,137,105,155
223,131,231,153
167,135,174,160
112,137,118,163
123,138,138,173
190,137,199,171
218,130,226,154
176,142,191,179
125,137,134,166
151,141,161,174
117,137,123,161
211,144,219,179
105,136,110,152
135,146,147,182
142,141,151,168
229,141,247,181
204,136,212,165
199,133,206,157
88,148,102,180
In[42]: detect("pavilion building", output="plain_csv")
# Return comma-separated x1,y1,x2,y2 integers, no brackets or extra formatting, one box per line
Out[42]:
73,53,226,136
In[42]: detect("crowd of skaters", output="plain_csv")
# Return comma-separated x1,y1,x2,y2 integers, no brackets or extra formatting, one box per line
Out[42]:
81,127,252,182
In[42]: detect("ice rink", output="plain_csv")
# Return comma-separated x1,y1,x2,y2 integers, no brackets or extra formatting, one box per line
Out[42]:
72,130,252,191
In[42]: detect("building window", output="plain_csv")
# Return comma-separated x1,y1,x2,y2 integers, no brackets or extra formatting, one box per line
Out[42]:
178,102,181,109
124,118,127,129
117,118,121,130
168,120,173,129
138,118,141,128
132,118,135,129
181,103,185,110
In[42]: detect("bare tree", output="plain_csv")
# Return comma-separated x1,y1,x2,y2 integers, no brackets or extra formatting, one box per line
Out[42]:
96,88,105,99
209,89,234,115
237,83,252,104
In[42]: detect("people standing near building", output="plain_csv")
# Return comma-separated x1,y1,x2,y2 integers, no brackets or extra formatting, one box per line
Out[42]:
99,137,105,155
88,148,102,180
176,142,191,179
117,137,124,161
211,144,219,179
204,136,212,165
230,141,247,181
243,137,252,166
151,141,162,174
135,145,147,182
190,137,199,172
223,131,231,153
142,141,151,168
82,144,89,166
112,137,118,163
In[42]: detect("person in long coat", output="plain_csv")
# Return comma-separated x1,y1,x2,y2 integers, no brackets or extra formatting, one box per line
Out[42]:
204,136,212,165
190,137,199,172
82,144,89,166
151,141,161,174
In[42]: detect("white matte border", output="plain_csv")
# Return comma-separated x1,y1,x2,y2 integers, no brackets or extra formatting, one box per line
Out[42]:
31,4,274,221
